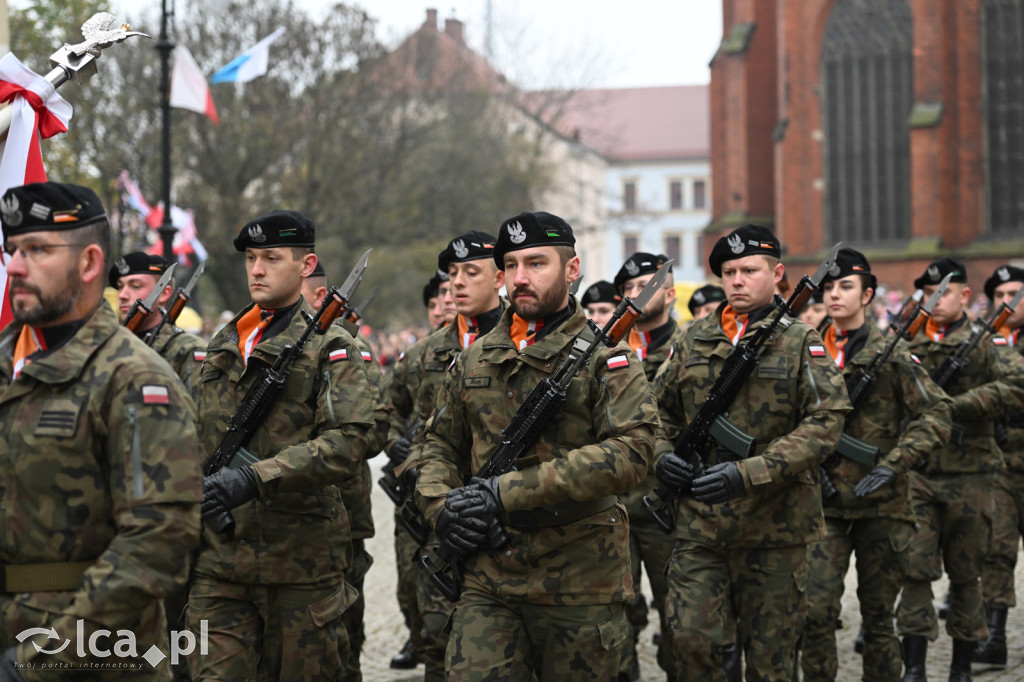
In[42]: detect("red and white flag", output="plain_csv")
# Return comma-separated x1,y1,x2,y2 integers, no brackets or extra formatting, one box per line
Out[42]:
0,53,73,329
169,45,219,124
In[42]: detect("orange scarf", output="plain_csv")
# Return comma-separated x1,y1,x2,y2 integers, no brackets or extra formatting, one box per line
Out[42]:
12,325,46,379
821,325,850,368
236,305,274,365
510,314,543,351
456,315,479,350
627,328,651,360
996,324,1020,347
924,318,950,342
719,305,749,346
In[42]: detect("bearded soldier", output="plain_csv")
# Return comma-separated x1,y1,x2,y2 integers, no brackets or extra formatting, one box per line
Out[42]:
415,211,659,680
0,182,201,679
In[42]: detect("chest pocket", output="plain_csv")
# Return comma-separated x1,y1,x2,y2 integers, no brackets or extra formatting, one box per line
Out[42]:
757,356,790,379
34,399,81,438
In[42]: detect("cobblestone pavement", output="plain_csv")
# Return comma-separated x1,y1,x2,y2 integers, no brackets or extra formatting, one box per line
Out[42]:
359,457,1024,681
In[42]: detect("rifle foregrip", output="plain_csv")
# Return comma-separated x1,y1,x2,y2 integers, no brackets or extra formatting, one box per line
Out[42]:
904,312,928,340
606,306,639,346
789,283,814,316
992,307,1013,332
167,295,187,324
317,294,346,333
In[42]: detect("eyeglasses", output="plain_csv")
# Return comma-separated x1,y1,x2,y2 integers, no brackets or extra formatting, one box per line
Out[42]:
1,241,87,264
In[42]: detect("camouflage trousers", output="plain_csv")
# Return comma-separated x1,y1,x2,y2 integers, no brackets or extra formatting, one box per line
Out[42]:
981,469,1024,609
666,540,807,682
896,472,993,642
186,575,355,682
446,587,629,681
395,514,424,655
623,515,676,679
416,540,456,682
340,541,373,682
801,516,913,682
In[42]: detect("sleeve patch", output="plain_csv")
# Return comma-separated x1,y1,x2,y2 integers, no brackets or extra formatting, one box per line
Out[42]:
329,349,349,362
142,385,171,404
607,354,629,370
994,336,1009,346
361,350,373,362
910,353,922,364
193,350,207,362
808,345,827,357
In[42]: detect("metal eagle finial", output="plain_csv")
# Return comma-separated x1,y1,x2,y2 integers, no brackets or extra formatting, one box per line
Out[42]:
65,12,150,57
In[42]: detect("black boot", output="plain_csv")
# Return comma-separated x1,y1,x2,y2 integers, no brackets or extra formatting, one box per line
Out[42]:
854,624,865,654
389,637,419,669
722,642,741,682
949,639,973,682
938,591,950,619
973,607,1007,666
901,635,928,682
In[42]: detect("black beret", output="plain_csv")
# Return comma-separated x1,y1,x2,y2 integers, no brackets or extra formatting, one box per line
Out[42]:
437,230,496,272
821,247,877,289
913,257,967,290
984,265,1024,301
108,252,171,289
307,260,326,278
687,284,726,315
614,252,672,292
708,224,781,277
422,272,446,307
234,209,315,251
1,181,107,239
581,280,620,308
493,211,575,270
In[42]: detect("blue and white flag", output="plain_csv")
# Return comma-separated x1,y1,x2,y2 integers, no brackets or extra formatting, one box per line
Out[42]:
210,27,285,84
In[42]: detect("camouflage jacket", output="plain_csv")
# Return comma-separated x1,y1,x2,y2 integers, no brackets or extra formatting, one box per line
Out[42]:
994,332,1024,471
907,317,1024,475
194,301,374,586
385,334,432,452
148,322,206,397
0,303,202,675
416,300,659,606
822,322,952,521
620,320,687,524
653,304,850,547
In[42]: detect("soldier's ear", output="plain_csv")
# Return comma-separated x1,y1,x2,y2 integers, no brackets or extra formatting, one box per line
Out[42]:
79,244,106,286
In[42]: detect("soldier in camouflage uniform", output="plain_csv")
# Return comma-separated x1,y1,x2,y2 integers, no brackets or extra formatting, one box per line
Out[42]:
109,251,206,394
0,182,202,679
652,224,850,682
973,265,1024,667
415,211,659,680
398,230,507,682
382,271,454,670
798,248,952,682
687,284,726,323
301,260,386,682
614,252,684,681
896,257,1024,682
581,279,620,329
187,210,375,681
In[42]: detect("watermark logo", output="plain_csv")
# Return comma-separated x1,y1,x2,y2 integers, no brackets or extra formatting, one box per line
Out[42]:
14,620,208,670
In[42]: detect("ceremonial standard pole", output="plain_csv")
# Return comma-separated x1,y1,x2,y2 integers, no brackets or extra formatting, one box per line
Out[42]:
156,0,175,260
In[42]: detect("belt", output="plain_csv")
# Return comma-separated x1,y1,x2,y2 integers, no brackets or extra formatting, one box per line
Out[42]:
508,495,617,530
1,560,93,593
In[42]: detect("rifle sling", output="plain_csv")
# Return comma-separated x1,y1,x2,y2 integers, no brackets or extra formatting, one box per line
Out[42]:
508,495,617,529
1,560,94,592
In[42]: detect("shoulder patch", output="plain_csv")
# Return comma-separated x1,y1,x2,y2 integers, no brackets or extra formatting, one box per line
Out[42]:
329,349,349,362
910,353,922,364
193,350,207,362
607,354,629,370
361,350,373,362
142,385,171,405
808,344,827,358
993,336,1009,346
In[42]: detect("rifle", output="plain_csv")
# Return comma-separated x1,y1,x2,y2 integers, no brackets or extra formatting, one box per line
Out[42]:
643,243,844,533
122,264,176,332
893,289,924,327
420,261,674,601
203,249,372,533
832,273,953,466
143,261,205,347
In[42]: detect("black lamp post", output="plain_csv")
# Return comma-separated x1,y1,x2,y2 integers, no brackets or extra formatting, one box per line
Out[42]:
155,0,176,260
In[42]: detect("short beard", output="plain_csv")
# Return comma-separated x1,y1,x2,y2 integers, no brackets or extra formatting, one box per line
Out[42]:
11,272,80,326
511,276,569,321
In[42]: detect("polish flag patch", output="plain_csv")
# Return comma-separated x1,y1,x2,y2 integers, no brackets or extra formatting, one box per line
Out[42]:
809,345,827,358
994,336,1009,346
910,354,922,364
607,354,629,370
329,349,348,362
142,385,170,405
193,351,207,362
361,350,373,362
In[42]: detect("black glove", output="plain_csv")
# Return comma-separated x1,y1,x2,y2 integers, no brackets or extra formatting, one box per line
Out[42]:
853,465,896,498
819,466,838,499
388,437,412,464
0,647,25,682
656,452,695,490
691,462,746,505
435,507,487,558
201,465,260,520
